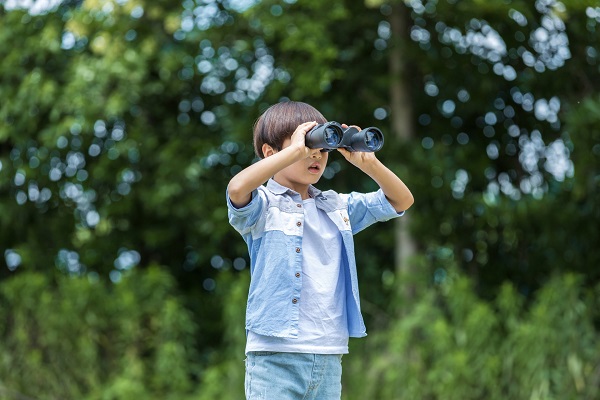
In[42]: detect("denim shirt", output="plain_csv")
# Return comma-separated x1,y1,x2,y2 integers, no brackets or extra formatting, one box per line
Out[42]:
227,179,404,339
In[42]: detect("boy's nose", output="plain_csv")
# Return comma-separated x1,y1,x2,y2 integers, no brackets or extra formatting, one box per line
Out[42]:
310,149,322,159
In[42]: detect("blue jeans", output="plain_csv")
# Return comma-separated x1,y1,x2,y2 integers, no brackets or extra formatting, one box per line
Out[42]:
245,352,343,399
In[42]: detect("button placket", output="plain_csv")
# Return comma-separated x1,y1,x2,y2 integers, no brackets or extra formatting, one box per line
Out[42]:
290,201,302,311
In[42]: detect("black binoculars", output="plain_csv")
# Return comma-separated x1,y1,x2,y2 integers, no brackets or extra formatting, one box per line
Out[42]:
305,121,384,152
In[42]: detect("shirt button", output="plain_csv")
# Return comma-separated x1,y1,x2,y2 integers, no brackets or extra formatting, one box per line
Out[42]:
292,298,298,304
296,204,302,208
295,247,301,253
296,221,302,227
295,272,300,278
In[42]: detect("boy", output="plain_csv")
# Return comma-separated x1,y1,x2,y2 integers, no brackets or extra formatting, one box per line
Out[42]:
226,101,414,399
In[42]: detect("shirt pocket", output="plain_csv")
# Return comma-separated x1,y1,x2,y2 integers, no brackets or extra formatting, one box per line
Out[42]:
264,205,304,236
327,208,352,232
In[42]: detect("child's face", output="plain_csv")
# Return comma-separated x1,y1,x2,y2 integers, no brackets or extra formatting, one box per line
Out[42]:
274,138,329,190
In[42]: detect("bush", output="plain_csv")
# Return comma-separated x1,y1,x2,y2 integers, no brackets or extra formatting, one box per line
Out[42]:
0,266,199,400
342,272,600,400
2,267,598,400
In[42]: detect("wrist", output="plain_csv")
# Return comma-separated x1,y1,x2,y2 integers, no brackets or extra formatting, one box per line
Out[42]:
289,143,309,160
280,143,308,162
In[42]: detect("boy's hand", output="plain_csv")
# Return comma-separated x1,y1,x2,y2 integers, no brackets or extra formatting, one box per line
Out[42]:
290,121,318,158
337,124,414,213
337,124,378,170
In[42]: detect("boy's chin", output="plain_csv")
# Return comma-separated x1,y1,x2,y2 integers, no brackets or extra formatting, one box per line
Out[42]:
300,175,321,186
309,176,323,185
307,168,324,178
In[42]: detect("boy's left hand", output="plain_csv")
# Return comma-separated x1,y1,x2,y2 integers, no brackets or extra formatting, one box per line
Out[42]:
337,124,414,212
337,124,378,170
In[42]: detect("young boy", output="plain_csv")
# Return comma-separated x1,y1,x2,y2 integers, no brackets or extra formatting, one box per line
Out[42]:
226,101,414,399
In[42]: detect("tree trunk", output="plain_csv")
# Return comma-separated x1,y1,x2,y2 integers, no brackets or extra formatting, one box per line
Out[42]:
389,2,418,301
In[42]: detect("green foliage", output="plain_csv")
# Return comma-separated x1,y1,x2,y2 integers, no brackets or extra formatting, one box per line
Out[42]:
195,271,248,400
0,1,253,285
1,0,600,398
0,266,199,400
341,269,600,400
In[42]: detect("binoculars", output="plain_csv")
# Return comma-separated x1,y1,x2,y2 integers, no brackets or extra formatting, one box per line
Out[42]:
305,122,384,152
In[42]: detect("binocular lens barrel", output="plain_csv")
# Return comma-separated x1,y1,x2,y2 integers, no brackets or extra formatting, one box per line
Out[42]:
324,126,342,147
305,122,343,150
305,122,384,152
364,128,383,151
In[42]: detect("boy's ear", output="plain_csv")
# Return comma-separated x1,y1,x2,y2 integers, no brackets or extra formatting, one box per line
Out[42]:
262,143,277,158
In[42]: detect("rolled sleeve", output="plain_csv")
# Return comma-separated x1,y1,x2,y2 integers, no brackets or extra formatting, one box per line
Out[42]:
226,188,266,235
344,189,404,235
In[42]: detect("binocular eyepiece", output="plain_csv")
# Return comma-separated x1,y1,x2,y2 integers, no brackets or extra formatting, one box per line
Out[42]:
305,121,384,152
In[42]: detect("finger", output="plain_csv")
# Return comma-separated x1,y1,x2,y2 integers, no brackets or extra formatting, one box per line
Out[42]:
340,123,362,130
300,121,317,134
337,148,350,157
294,122,314,135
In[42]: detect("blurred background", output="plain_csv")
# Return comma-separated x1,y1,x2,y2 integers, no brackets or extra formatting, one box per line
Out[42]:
1,0,600,399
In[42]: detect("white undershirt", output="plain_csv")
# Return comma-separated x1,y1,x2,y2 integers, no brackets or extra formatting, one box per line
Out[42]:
246,198,349,354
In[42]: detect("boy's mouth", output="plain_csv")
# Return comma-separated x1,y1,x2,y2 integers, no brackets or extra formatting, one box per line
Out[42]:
308,162,321,174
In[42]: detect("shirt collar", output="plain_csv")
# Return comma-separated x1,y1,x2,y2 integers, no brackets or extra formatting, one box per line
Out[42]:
266,178,323,199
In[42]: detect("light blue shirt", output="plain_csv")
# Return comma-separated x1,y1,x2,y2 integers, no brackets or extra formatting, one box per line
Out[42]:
227,179,403,339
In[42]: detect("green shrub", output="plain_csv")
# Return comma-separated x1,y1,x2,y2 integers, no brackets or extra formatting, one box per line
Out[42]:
342,272,600,400
0,266,199,400
2,267,598,400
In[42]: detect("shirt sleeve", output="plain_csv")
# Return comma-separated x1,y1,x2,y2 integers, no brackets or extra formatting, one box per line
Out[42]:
341,189,404,235
226,188,267,236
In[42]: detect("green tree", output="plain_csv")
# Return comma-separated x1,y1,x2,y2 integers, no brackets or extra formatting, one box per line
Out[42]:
2,0,600,398
203,0,600,302
0,0,259,350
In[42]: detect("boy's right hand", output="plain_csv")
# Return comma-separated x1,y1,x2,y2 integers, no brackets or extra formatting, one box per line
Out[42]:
290,121,318,157
227,121,319,209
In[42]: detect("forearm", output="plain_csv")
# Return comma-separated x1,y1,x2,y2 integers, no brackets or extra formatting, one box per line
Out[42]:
227,146,304,208
361,159,414,212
